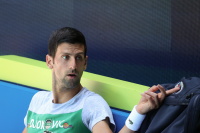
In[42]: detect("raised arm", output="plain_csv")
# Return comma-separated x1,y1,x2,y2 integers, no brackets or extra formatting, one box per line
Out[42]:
119,85,180,133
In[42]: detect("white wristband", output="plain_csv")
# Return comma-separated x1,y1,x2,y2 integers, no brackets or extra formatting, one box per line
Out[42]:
125,105,146,131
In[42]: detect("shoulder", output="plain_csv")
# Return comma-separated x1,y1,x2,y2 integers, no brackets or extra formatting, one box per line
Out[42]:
82,88,105,102
81,88,110,109
29,91,51,109
32,91,51,101
86,94,108,106
83,92,111,115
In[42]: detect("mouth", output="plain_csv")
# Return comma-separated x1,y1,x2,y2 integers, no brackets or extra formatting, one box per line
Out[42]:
67,73,77,79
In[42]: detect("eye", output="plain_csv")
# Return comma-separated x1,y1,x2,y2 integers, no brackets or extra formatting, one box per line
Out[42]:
62,55,69,60
76,55,83,60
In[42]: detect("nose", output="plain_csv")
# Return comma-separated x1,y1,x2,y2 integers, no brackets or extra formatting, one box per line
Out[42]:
69,57,77,70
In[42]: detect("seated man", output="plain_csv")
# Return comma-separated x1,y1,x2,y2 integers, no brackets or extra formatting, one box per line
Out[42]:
22,27,179,133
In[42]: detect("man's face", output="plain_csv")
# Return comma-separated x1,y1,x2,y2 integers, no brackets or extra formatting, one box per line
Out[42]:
47,42,87,90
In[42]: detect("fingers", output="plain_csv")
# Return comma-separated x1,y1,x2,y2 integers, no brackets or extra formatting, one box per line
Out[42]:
138,84,181,114
148,85,159,92
142,91,160,109
138,85,165,114
149,84,180,96
157,85,167,101
165,87,180,95
145,85,167,105
148,84,180,103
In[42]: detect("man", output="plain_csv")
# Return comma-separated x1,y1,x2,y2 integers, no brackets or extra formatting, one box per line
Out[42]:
22,27,179,133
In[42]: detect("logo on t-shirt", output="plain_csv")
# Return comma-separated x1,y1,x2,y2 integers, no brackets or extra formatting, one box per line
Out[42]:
28,119,73,128
63,122,73,129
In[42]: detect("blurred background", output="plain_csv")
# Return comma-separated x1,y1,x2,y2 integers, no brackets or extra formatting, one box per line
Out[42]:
0,0,200,86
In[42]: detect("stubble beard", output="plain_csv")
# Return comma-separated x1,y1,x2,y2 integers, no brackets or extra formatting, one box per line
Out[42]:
53,69,82,91
61,77,80,90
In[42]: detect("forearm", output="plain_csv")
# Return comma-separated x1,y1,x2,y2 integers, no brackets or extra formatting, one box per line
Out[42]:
22,128,27,133
119,106,145,133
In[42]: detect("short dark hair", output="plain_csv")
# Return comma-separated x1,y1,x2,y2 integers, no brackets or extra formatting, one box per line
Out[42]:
48,27,87,58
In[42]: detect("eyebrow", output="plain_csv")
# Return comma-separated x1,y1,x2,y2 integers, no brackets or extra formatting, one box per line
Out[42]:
61,52,85,56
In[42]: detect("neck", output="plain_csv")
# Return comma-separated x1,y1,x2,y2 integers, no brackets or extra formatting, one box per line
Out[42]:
52,83,82,104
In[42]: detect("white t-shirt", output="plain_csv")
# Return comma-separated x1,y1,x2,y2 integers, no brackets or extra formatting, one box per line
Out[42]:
24,87,116,132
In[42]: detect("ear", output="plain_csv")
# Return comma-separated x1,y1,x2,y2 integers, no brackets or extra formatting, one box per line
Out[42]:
84,56,88,70
46,54,53,69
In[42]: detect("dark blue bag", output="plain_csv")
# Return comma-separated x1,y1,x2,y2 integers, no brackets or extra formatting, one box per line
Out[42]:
138,77,200,133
